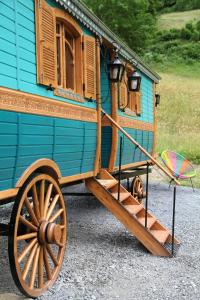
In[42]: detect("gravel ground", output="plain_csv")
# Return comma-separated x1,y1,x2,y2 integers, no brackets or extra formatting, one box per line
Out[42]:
0,176,200,300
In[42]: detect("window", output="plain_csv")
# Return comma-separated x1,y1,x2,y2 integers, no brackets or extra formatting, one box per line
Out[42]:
119,69,141,116
56,21,76,90
35,0,97,101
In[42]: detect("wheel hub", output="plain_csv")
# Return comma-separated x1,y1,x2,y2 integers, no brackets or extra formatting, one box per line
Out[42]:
38,221,62,246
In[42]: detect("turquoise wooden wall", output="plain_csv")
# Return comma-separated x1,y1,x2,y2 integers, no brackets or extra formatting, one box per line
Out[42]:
115,130,154,167
0,0,98,191
0,110,96,191
0,0,96,109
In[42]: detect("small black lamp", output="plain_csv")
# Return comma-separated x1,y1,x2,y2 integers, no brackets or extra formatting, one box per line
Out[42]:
155,93,160,107
128,70,141,92
107,49,125,83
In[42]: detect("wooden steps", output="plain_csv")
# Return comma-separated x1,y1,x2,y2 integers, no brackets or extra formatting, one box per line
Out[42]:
85,169,180,257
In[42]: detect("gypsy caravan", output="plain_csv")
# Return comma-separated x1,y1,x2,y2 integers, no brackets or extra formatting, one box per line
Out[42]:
0,0,179,297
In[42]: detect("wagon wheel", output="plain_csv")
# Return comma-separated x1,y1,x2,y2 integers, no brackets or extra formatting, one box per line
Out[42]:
8,174,67,298
131,176,146,203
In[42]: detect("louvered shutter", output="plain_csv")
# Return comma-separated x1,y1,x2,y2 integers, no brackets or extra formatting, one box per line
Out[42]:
120,81,127,109
129,92,137,111
83,36,96,100
35,0,57,87
136,92,141,115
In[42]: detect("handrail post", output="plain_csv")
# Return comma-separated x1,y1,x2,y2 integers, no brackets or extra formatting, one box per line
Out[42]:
118,137,123,202
145,162,149,228
171,183,176,256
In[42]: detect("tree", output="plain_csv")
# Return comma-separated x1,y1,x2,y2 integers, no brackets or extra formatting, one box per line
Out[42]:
83,0,156,53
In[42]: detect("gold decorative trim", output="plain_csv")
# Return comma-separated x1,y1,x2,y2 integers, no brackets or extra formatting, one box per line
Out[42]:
102,115,154,131
54,88,85,103
59,171,94,185
0,87,97,122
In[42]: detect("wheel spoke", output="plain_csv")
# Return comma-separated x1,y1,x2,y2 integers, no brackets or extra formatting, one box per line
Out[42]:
38,246,44,288
44,183,53,219
32,184,40,221
30,246,40,289
46,244,59,266
24,197,39,226
46,194,59,221
17,232,37,241
40,180,45,219
22,243,38,281
19,215,37,232
18,238,37,263
49,208,64,223
44,247,52,280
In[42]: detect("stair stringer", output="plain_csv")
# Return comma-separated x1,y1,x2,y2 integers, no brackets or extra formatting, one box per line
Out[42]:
85,177,171,257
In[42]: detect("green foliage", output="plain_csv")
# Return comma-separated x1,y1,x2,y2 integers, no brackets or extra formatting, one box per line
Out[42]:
165,0,200,12
83,0,156,52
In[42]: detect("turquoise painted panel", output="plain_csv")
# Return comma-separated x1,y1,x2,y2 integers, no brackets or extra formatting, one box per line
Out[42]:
100,52,111,114
114,128,154,167
0,110,97,191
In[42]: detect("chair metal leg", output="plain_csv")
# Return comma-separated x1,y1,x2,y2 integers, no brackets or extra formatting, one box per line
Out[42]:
190,178,195,192
169,179,173,189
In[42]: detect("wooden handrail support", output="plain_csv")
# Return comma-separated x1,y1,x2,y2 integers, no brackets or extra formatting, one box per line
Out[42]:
102,109,180,186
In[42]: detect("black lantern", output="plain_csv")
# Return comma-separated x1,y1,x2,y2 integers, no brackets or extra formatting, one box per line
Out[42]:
108,53,125,83
128,70,141,92
155,93,160,107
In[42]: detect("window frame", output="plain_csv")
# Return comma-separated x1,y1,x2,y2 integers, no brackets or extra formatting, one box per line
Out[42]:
53,9,84,102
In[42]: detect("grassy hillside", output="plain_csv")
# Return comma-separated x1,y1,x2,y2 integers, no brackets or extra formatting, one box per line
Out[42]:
151,10,200,187
158,9,200,30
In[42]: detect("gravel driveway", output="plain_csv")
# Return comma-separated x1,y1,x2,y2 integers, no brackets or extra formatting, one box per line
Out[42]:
0,178,200,300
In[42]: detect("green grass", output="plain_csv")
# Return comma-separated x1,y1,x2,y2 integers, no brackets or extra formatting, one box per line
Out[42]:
153,63,200,188
158,9,200,30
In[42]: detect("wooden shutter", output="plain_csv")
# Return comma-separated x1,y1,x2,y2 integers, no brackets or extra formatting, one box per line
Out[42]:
35,0,57,87
136,92,141,115
120,81,128,109
83,36,96,100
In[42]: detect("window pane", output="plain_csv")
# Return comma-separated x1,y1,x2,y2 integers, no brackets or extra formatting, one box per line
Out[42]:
65,43,74,90
56,23,60,34
65,28,74,49
56,36,61,86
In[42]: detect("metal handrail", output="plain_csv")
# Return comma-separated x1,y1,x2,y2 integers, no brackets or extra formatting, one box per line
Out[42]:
101,109,180,186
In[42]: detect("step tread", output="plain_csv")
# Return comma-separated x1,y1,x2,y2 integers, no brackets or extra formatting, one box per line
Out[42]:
112,192,130,202
138,216,156,228
123,204,143,215
97,179,117,189
150,230,170,244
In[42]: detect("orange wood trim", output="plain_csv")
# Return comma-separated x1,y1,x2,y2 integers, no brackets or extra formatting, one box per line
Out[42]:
0,87,97,122
113,160,151,172
0,188,19,201
152,82,157,156
108,83,118,172
54,88,85,103
102,116,154,131
54,8,83,37
16,159,62,188
94,39,101,175
59,171,94,185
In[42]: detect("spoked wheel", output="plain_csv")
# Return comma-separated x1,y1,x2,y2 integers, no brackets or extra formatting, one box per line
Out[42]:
8,174,67,298
131,176,146,203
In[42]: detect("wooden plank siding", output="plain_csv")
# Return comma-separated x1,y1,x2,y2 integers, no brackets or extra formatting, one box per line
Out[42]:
0,110,97,191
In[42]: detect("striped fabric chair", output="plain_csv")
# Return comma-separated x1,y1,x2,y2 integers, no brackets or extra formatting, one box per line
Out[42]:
161,150,196,190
